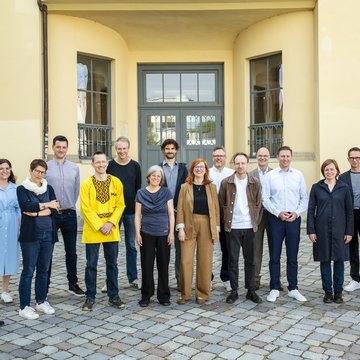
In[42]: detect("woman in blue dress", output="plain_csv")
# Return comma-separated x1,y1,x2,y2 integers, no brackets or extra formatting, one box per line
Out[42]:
0,159,21,305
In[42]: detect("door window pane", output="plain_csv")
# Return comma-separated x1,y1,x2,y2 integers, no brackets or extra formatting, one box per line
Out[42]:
146,74,163,102
186,114,216,145
146,114,176,145
201,115,216,145
199,73,215,102
181,73,198,102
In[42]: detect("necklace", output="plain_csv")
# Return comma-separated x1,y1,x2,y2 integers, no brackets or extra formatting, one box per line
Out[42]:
194,184,203,191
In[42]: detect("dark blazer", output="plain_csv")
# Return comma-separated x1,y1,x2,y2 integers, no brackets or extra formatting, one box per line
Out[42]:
17,185,58,243
160,162,188,209
307,179,354,261
248,167,272,222
339,170,354,204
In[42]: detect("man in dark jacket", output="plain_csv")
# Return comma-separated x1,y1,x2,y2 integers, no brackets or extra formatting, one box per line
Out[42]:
219,152,262,304
160,139,188,291
340,147,360,292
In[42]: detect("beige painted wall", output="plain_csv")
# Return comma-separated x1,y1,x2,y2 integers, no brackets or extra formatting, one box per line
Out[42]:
233,11,316,186
0,1,42,182
316,0,360,175
48,15,129,182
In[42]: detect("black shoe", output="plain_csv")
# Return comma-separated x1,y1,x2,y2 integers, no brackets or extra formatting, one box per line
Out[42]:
159,300,171,306
139,299,150,307
334,292,343,304
246,290,263,304
82,297,95,311
0,320,4,326
323,292,333,303
68,284,85,297
226,290,238,304
109,296,126,309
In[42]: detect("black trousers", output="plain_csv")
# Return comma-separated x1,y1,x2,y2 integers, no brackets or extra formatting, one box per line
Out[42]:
350,209,360,282
140,232,171,302
219,224,229,282
226,229,256,291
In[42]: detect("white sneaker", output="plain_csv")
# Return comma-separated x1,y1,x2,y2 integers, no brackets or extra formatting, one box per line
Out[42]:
344,280,360,292
223,281,232,292
288,289,307,302
1,292,13,303
35,301,55,314
267,289,280,302
19,306,39,320
101,284,107,293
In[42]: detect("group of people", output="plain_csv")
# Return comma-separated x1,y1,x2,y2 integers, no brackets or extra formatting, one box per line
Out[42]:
1,137,360,324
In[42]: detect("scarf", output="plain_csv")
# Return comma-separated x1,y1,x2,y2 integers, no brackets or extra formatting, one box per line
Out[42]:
22,177,48,195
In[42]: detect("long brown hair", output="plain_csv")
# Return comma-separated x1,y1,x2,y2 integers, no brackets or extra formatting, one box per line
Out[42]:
0,159,16,183
186,158,212,185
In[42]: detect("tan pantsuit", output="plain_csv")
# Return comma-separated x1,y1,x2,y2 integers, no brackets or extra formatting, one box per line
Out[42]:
180,214,213,300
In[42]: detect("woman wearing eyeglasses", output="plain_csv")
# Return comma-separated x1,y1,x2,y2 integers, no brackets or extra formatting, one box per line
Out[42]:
16,159,60,320
176,158,220,305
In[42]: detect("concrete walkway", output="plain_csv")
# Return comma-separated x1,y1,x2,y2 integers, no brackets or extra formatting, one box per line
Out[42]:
1,228,360,359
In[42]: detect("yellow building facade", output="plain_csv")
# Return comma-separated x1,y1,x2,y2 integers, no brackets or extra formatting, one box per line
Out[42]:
1,0,360,186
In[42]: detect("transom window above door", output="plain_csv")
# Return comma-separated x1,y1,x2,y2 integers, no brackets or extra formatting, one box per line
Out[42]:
139,64,223,106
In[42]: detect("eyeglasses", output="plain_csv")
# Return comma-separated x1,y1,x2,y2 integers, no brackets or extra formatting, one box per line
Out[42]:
33,169,46,175
349,157,360,161
213,155,225,158
194,165,205,170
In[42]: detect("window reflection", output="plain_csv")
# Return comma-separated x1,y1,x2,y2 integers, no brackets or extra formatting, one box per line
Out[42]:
199,73,215,102
146,74,162,102
145,71,216,103
147,115,176,145
181,73,198,102
186,115,216,145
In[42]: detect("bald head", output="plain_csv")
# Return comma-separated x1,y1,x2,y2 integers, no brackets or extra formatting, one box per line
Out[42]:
256,147,270,171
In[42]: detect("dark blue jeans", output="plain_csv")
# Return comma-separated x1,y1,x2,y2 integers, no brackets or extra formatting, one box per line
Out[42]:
19,232,54,309
320,261,344,293
49,210,78,287
268,214,301,291
121,214,138,283
85,242,119,299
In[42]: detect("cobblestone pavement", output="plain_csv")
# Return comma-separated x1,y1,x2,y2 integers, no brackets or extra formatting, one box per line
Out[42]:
1,226,360,359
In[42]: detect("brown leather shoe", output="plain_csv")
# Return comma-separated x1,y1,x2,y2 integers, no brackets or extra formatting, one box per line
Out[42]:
177,298,189,305
196,298,207,305
255,279,260,290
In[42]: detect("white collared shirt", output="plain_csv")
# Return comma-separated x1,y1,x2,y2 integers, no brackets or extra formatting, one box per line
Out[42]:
209,166,234,193
262,166,308,217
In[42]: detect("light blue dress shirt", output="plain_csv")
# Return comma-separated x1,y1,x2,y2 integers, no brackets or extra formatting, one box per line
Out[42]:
262,166,308,217
46,159,80,210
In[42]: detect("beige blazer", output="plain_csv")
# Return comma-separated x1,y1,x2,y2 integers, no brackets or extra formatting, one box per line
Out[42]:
176,182,220,241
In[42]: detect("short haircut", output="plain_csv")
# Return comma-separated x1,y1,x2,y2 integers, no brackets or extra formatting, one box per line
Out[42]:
348,147,360,157
52,135,68,146
115,136,130,148
277,145,293,156
212,146,226,154
30,159,48,171
91,151,107,162
161,138,179,151
232,152,249,163
0,159,16,183
146,165,165,186
321,159,340,177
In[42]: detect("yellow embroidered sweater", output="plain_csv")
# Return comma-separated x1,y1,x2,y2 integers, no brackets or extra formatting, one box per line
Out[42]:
80,175,125,244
